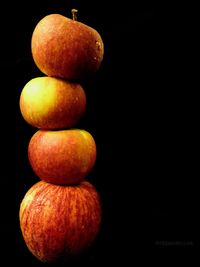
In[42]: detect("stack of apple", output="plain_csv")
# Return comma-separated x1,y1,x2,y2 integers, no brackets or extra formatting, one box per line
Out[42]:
19,10,104,263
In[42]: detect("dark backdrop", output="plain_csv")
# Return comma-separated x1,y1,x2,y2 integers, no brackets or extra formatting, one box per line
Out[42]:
1,0,198,265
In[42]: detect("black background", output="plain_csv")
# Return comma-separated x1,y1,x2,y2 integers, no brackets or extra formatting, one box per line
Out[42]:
1,0,198,265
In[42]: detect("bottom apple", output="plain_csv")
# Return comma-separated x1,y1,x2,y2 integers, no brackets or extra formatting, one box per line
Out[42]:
19,180,102,263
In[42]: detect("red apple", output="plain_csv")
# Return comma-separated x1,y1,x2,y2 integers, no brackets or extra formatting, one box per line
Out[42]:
31,11,104,80
28,129,97,185
19,180,102,263
19,76,86,129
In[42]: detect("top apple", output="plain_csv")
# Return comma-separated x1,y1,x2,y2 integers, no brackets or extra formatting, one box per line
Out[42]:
31,12,104,81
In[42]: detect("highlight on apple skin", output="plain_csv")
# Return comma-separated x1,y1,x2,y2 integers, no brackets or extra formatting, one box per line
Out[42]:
28,129,97,185
19,180,102,263
31,13,104,80
19,76,86,130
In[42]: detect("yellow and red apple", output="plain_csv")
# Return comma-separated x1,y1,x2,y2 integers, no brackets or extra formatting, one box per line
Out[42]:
31,13,104,80
19,180,102,263
19,76,86,129
28,129,97,185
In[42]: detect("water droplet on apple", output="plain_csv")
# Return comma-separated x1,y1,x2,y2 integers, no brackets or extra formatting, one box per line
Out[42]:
96,41,101,51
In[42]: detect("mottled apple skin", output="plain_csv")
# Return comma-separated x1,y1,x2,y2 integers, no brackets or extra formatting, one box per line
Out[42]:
19,76,86,129
28,129,97,185
31,14,104,80
19,180,102,263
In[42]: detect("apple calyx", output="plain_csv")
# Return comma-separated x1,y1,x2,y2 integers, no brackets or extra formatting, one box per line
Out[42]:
71,9,78,21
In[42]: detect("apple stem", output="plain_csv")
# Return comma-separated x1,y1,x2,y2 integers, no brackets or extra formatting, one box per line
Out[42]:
71,9,78,21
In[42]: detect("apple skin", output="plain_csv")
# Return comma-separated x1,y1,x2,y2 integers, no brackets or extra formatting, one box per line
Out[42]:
28,129,97,185
31,13,104,80
19,180,102,263
19,76,86,130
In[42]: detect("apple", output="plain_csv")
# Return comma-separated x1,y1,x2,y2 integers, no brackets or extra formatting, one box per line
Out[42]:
28,129,97,185
19,180,102,263
19,76,86,129
31,10,104,80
